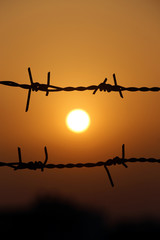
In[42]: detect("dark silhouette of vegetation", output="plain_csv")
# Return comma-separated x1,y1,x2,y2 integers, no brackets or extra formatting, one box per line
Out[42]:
0,195,159,239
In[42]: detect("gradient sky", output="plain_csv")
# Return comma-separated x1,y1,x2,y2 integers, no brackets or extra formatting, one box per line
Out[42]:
0,0,160,223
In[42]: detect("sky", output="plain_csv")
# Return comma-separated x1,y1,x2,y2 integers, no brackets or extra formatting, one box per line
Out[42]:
0,0,160,223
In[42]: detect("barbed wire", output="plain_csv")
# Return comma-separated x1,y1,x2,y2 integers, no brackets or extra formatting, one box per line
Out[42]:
0,68,160,111
0,144,159,187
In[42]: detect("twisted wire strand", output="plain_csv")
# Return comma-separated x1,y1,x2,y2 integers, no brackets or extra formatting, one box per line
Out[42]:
0,68,159,111
0,145,159,187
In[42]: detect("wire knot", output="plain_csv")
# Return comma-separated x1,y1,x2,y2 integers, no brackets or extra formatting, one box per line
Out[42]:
30,161,45,171
112,156,122,165
31,82,40,92
93,78,108,94
31,82,49,92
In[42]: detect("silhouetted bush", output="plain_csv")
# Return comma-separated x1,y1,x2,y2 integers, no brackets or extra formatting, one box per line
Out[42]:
0,195,159,239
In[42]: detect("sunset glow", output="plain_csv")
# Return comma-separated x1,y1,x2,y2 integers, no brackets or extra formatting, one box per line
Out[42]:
0,0,160,226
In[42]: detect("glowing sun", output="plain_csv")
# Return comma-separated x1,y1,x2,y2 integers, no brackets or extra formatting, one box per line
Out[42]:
66,109,90,133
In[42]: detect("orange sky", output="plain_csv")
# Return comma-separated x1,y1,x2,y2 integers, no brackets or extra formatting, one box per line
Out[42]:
0,0,160,222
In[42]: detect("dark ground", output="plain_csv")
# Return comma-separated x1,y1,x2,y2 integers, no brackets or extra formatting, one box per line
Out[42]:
0,195,159,239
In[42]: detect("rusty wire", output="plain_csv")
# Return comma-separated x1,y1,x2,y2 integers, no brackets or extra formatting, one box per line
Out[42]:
0,68,160,112
0,144,159,187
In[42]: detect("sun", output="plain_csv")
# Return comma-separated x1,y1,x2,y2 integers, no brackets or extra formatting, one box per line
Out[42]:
66,109,90,133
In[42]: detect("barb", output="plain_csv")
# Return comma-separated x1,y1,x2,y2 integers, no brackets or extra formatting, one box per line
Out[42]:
0,145,159,187
14,146,48,171
0,68,160,111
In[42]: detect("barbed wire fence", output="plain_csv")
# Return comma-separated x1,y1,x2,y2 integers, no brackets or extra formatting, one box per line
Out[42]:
0,68,160,187
0,144,160,187
0,67,160,111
